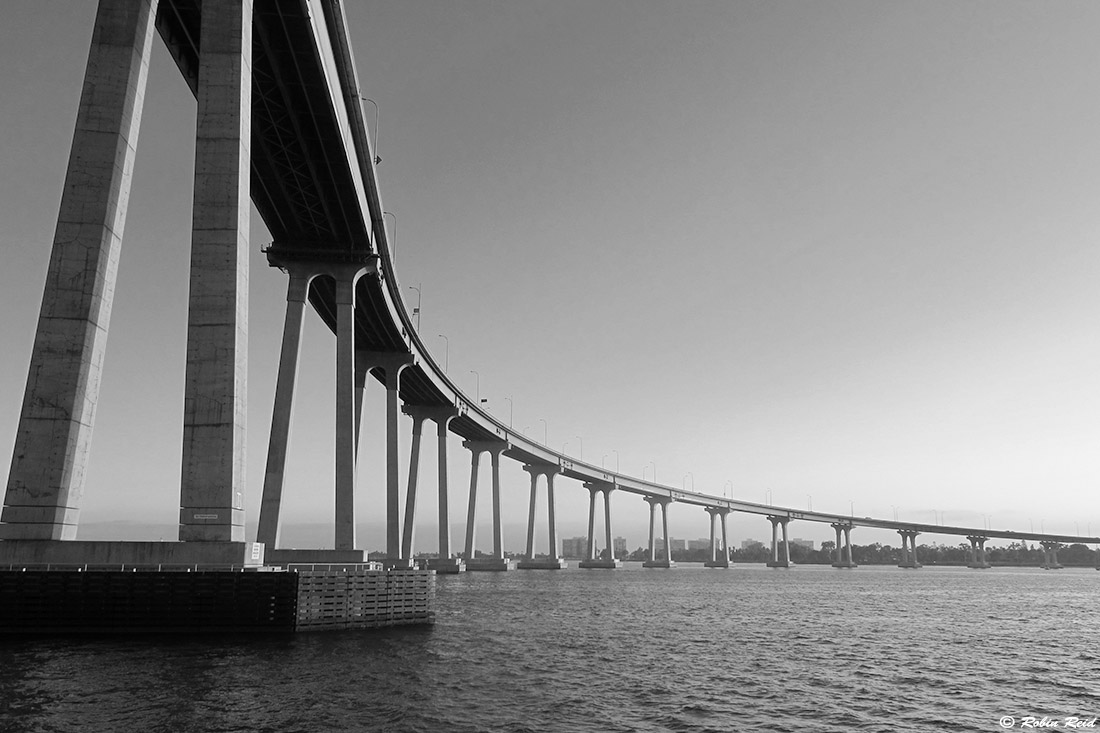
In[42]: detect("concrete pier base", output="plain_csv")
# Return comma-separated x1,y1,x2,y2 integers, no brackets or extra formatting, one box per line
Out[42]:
897,560,922,569
426,558,465,574
517,558,568,570
642,559,675,568
465,558,514,571
766,560,792,568
0,540,264,568
265,549,367,566
703,559,730,568
831,561,858,569
579,558,622,569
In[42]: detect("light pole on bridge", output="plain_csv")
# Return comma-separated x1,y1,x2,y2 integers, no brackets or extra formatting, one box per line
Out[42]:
383,211,396,262
469,370,481,403
724,481,733,499
503,396,513,428
437,334,448,372
539,418,547,445
683,472,694,492
407,284,421,331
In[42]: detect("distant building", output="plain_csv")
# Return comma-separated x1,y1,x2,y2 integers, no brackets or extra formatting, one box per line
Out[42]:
687,538,711,552
613,537,627,557
791,538,815,550
561,537,587,559
741,539,764,550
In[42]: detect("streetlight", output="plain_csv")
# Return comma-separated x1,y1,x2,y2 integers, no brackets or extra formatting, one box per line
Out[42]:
642,465,650,481
575,435,583,460
649,461,656,483
503,396,513,428
891,505,898,521
724,480,733,499
612,450,619,472
808,495,814,512
849,500,854,517
469,370,482,403
539,418,547,445
683,472,694,491
562,440,571,454
407,284,421,330
765,489,772,505
437,334,448,372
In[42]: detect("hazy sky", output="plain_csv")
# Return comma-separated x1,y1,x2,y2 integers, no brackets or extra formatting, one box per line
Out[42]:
1,1,1099,550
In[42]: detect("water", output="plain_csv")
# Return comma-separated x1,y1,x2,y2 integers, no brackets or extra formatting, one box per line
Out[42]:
1,564,1098,732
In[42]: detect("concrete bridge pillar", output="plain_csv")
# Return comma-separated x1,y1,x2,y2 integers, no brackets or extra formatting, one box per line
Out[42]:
704,507,731,568
767,516,792,568
360,352,413,561
400,406,462,572
966,535,991,569
462,440,511,570
518,465,566,569
897,530,922,568
178,0,254,543
256,261,376,556
0,0,160,541
643,496,675,568
1040,541,1064,570
579,482,621,569
830,523,856,568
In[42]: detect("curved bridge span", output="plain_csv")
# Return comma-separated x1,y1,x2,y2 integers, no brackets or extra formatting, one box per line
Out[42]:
0,0,1093,574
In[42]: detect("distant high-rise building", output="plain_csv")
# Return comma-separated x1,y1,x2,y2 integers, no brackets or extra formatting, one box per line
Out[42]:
791,538,815,550
561,537,587,559
687,538,711,552
741,539,764,549
613,537,627,557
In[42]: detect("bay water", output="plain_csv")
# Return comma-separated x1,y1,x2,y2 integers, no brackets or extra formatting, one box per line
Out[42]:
1,564,1097,732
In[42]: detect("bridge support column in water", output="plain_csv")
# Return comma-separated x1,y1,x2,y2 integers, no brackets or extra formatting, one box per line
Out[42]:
830,522,857,568
704,507,731,568
766,516,793,568
0,0,160,542
518,465,567,569
463,441,512,570
256,260,375,561
360,352,413,563
410,407,462,573
579,482,620,568
897,530,922,568
1040,541,1064,570
178,0,255,543
966,535,991,569
643,496,675,568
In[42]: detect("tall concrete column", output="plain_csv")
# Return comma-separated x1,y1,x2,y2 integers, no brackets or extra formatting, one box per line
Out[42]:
463,443,482,561
332,273,359,550
646,497,658,562
432,411,456,559
579,482,618,569
256,270,314,548
897,530,921,568
704,507,730,568
462,440,511,570
583,484,598,560
1040,541,1063,570
1,0,160,541
967,535,990,569
399,411,427,561
546,471,559,560
361,352,413,560
767,516,791,568
179,0,253,543
489,447,504,560
603,488,615,562
843,526,855,566
523,469,539,560
643,496,675,568
831,523,844,566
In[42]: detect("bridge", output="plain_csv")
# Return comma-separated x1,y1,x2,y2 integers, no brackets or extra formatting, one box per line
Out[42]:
0,0,1094,580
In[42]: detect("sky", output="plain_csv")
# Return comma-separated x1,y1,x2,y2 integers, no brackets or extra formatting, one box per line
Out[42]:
1,1,1099,551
